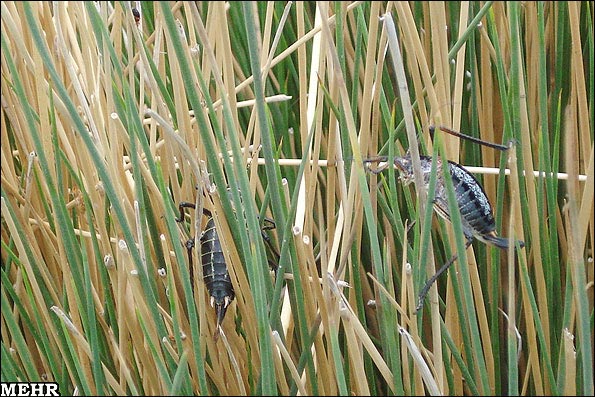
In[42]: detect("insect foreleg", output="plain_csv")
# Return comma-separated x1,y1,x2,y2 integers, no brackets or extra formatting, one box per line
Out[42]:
260,216,280,271
176,201,197,222
363,156,391,174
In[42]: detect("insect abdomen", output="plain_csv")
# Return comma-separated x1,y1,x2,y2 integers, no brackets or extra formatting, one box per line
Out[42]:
201,217,234,326
449,161,497,236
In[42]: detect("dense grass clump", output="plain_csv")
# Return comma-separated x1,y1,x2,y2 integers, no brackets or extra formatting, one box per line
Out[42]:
1,2,593,395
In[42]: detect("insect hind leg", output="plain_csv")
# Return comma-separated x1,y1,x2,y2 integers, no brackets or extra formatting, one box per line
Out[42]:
415,238,473,313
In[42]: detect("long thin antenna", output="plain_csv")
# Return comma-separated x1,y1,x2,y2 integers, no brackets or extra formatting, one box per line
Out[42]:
431,125,510,151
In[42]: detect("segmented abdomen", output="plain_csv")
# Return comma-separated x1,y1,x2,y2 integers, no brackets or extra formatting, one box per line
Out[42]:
448,161,497,238
201,217,234,325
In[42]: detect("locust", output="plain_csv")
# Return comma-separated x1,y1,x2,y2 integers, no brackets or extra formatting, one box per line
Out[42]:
365,126,524,311
176,201,279,331
176,202,234,328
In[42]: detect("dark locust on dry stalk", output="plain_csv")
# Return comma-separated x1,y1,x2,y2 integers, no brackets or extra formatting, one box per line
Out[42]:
176,198,279,338
365,126,525,312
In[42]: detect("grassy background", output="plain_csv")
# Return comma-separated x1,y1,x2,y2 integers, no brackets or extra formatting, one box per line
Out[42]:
1,1,593,395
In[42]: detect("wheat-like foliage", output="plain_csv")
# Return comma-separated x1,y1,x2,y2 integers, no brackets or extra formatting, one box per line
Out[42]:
1,2,593,396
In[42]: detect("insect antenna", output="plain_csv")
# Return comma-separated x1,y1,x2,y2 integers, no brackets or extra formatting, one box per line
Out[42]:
430,125,510,151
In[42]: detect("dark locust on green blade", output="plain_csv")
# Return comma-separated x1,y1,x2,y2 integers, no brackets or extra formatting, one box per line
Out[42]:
365,126,525,312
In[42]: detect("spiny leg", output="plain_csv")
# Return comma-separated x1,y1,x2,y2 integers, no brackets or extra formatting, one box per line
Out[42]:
415,238,473,313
